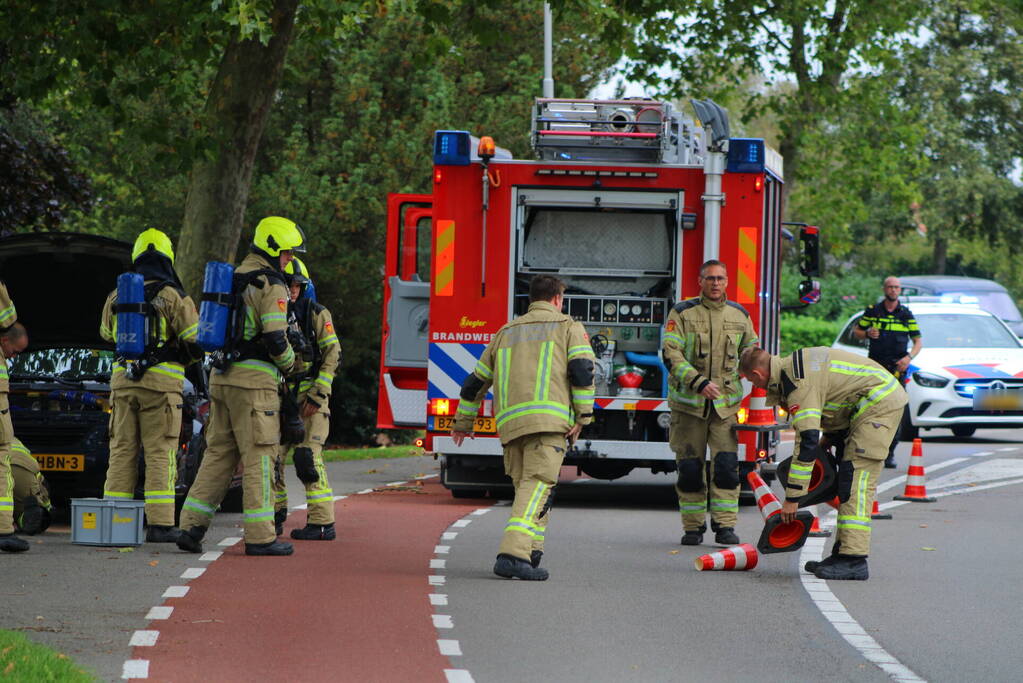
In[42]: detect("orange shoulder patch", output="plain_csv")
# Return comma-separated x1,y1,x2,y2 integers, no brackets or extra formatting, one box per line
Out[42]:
278,299,287,313
325,321,334,333
666,320,677,332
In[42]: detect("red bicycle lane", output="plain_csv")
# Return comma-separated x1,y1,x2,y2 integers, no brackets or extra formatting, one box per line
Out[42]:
138,479,481,682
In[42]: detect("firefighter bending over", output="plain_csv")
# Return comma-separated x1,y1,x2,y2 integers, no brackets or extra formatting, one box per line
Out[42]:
740,346,907,580
452,275,595,581
661,260,758,547
0,317,29,552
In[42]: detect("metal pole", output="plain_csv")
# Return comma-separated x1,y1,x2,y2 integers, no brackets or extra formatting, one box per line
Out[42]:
702,150,726,261
543,2,554,98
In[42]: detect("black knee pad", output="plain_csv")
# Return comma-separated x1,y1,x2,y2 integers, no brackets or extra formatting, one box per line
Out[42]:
712,451,739,489
538,486,556,520
292,447,319,484
837,459,855,503
676,458,704,493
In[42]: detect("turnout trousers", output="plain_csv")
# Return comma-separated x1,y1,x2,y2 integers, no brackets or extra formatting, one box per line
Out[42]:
11,444,51,527
104,386,182,527
836,405,902,556
272,410,334,525
180,385,279,545
0,393,12,534
669,409,740,531
498,432,565,562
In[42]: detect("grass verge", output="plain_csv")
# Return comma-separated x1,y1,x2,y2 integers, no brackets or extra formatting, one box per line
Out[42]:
0,630,95,682
317,445,427,463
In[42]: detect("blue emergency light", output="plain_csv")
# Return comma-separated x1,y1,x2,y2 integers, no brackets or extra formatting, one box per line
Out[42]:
433,130,472,166
727,138,766,173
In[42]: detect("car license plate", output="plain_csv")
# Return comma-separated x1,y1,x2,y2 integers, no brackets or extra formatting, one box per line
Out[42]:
33,454,85,471
974,389,1023,411
434,416,496,433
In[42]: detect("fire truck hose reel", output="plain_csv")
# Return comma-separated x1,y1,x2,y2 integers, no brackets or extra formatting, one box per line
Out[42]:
712,451,739,489
677,458,704,493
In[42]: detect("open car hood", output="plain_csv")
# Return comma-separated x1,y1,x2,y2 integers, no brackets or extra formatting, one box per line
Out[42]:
0,232,132,350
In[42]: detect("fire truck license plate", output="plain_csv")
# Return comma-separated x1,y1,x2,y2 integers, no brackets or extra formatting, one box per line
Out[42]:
34,454,85,472
434,416,496,433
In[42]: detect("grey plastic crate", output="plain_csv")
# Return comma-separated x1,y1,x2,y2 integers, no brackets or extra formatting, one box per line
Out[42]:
71,498,145,546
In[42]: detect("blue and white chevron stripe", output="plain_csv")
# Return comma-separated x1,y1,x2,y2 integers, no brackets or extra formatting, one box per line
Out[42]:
428,342,489,400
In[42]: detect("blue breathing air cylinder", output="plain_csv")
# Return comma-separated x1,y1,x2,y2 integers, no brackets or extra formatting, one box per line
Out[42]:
197,261,235,352
116,272,146,359
304,280,318,304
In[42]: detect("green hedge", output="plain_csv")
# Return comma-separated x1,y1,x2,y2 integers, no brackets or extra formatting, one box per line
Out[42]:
779,313,841,355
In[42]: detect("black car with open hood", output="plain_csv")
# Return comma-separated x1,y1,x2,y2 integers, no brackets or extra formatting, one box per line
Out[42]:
0,232,221,508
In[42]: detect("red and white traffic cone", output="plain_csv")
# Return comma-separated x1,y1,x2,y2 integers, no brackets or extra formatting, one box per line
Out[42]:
746,471,814,554
894,438,936,502
808,504,832,537
748,470,782,522
694,543,759,571
746,387,775,426
871,499,892,520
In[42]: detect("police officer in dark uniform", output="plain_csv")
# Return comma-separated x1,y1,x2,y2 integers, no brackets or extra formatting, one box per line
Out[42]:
853,276,922,468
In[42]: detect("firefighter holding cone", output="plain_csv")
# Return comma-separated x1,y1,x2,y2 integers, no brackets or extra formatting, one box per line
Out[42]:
451,275,595,581
740,346,907,580
272,257,341,541
100,229,202,543
661,260,758,547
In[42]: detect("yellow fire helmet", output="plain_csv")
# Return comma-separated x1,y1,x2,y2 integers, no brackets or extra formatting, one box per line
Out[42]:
284,256,311,284
132,228,175,264
253,216,306,256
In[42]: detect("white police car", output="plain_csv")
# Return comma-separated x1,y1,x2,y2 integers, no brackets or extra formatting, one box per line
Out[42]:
833,299,1023,439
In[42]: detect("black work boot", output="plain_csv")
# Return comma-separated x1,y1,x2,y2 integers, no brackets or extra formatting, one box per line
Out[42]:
0,533,29,552
814,555,869,580
805,540,842,573
274,508,288,536
245,540,294,556
146,525,182,543
530,550,543,568
19,496,49,535
714,527,740,545
680,530,703,545
884,456,896,469
494,553,549,580
176,526,206,554
290,523,336,541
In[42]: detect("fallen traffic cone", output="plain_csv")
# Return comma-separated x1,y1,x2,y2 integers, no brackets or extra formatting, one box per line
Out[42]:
776,452,837,507
747,471,814,555
871,499,892,520
694,543,758,571
808,504,832,537
894,438,936,502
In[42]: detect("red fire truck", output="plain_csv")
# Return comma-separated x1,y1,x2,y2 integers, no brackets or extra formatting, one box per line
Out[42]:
377,97,820,498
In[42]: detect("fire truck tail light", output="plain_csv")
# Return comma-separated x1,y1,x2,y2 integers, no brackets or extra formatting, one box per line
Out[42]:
754,176,763,192
429,399,453,416
434,169,442,183
737,407,749,424
415,438,425,448
433,130,472,166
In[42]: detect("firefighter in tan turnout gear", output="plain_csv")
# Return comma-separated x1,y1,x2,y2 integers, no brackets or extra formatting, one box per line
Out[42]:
661,260,758,546
273,257,341,541
11,438,52,535
0,305,29,552
740,346,907,580
100,229,202,543
452,275,595,581
178,217,307,557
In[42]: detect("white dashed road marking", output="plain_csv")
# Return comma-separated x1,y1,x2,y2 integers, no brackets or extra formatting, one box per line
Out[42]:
430,594,448,606
435,545,450,554
432,614,454,629
199,551,222,562
162,586,189,599
442,532,458,540
470,508,490,515
217,537,242,547
129,631,159,647
452,519,472,528
876,457,967,495
429,575,446,586
145,606,173,620
180,567,205,579
357,488,374,495
122,659,149,679
437,640,462,656
445,670,476,683
430,559,447,569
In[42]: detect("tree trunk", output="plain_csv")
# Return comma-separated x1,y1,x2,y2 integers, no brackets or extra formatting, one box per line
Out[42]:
176,0,300,297
932,235,948,273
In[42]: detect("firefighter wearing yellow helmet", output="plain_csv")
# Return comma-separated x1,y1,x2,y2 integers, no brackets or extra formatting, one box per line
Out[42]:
179,216,308,556
271,257,341,540
100,228,202,543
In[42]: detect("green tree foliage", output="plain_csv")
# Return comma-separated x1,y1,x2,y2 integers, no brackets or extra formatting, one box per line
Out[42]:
247,2,617,443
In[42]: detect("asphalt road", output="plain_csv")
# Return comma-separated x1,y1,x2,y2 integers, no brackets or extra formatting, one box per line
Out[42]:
4,432,1023,682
